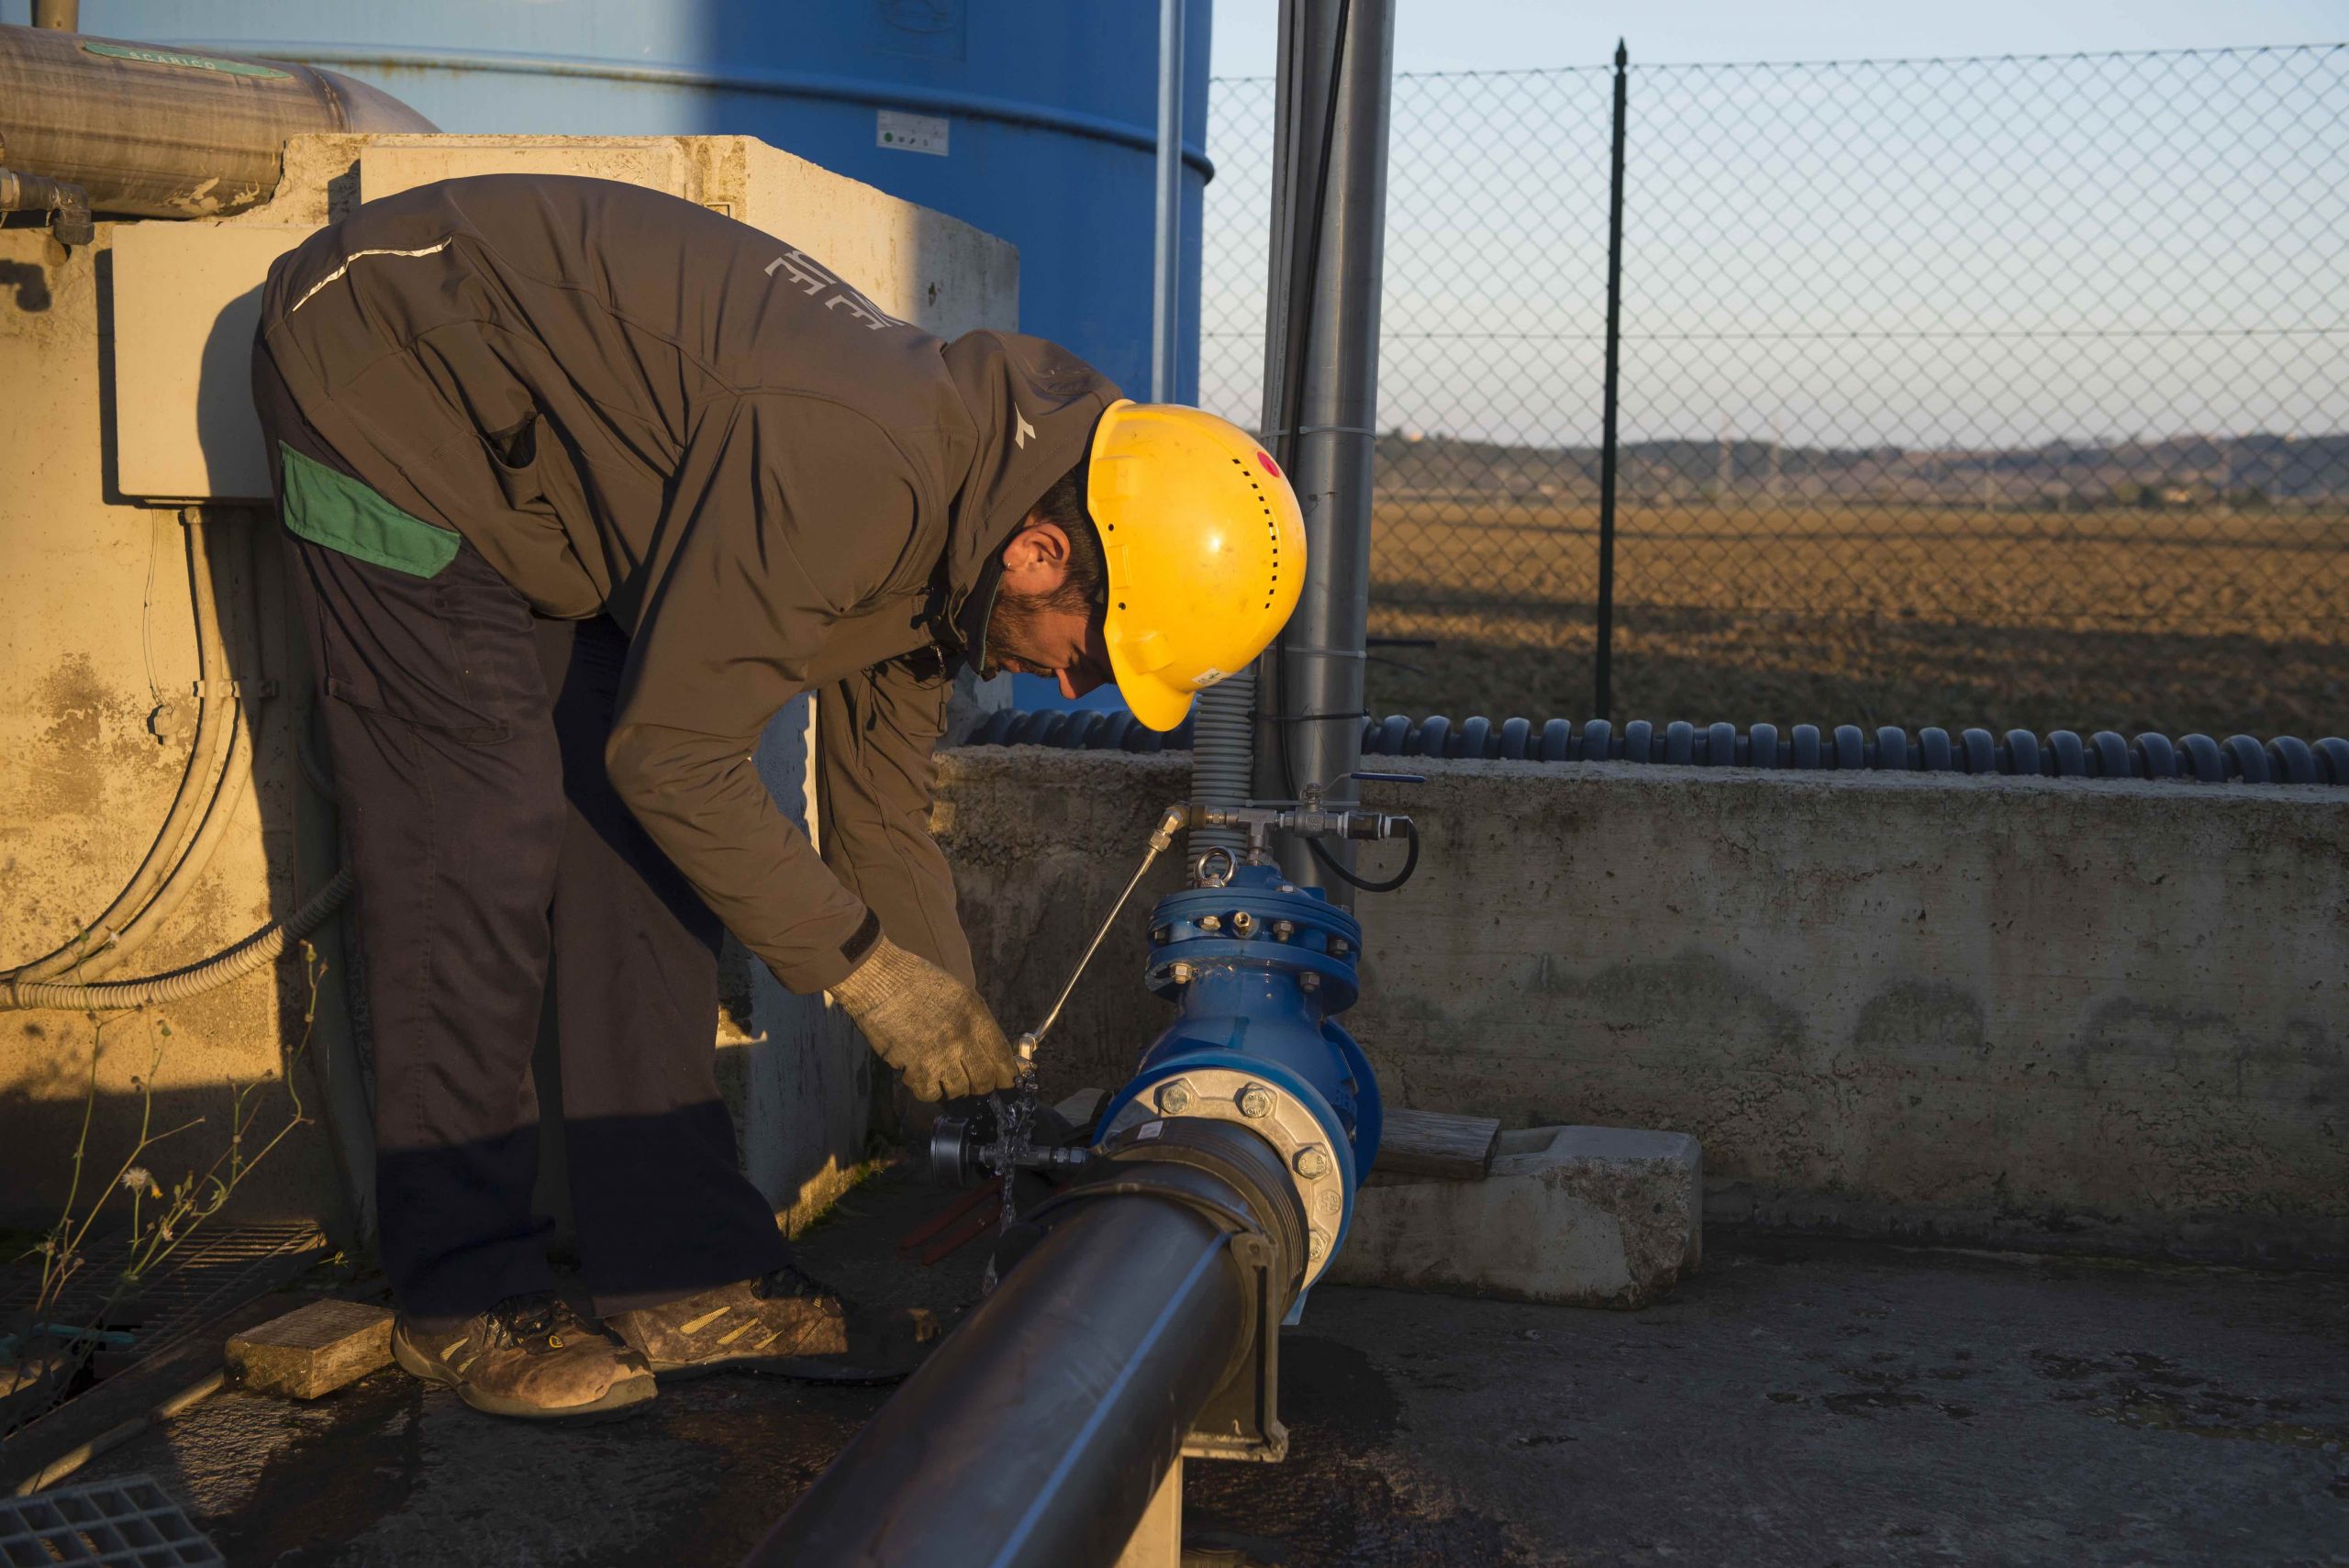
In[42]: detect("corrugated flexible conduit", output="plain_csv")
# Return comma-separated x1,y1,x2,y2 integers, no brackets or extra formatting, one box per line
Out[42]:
6,511,249,983
1186,672,1254,858
966,708,2349,786
2,867,355,1012
1,510,357,1009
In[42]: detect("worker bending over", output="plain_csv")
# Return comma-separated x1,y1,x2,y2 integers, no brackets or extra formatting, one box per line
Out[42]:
254,174,1303,1419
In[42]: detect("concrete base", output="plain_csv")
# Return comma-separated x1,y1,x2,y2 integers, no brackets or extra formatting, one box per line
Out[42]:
1325,1126,1702,1308
1111,1458,1182,1568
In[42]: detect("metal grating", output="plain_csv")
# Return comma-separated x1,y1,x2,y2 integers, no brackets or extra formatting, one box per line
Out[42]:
3,1224,327,1440
1,1225,325,1375
0,1473,222,1566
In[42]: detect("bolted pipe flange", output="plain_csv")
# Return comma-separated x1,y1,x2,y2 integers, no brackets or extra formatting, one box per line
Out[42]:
1102,1064,1360,1288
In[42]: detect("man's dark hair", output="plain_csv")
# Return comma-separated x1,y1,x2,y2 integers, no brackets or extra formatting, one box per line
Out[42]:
1023,462,1106,615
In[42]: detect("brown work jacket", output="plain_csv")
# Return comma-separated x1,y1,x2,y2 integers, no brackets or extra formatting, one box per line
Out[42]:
257,173,1118,993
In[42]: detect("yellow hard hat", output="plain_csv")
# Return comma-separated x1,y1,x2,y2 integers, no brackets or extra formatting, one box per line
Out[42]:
1086,401,1307,731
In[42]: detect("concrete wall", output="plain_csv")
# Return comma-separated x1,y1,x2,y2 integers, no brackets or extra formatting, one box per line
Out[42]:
2,134,1016,1240
934,749,2349,1268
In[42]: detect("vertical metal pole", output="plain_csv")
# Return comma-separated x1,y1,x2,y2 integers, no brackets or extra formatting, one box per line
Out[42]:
32,0,80,28
1152,0,1186,404
1252,0,1394,906
1594,39,1628,723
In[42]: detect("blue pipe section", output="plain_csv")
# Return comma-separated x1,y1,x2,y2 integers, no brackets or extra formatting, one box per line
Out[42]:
1097,862,1382,1268
966,709,2349,786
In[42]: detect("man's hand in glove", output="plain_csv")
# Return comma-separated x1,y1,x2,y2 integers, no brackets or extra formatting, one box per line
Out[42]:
829,936,1021,1103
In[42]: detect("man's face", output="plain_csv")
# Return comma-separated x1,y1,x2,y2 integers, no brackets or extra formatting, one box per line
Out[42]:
987,520,1115,702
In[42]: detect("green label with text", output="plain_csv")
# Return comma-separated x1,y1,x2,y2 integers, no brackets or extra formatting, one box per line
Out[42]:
81,40,291,80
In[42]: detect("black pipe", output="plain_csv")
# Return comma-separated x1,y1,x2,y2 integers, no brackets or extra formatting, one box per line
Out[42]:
748,1194,1250,1568
751,1118,1307,1568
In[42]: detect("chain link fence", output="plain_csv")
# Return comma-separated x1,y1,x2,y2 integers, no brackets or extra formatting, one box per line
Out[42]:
1201,47,2348,738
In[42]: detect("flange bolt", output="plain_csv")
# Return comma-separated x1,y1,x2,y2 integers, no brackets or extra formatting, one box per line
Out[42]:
1308,1230,1330,1260
1293,1145,1330,1178
1156,1081,1194,1115
1298,973,1320,993
1230,910,1256,936
1168,962,1194,984
1237,1083,1275,1119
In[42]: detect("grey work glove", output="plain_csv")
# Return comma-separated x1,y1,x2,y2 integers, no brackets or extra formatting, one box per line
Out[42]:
829,936,1020,1103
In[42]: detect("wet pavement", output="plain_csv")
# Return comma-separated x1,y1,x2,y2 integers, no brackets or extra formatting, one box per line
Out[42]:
66,1164,2349,1566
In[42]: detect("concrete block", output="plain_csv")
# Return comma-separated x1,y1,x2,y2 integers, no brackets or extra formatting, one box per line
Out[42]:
223,1299,394,1399
1326,1126,1702,1309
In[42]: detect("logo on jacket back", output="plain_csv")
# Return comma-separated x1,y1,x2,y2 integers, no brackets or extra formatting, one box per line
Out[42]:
765,250,898,331
1015,409,1037,450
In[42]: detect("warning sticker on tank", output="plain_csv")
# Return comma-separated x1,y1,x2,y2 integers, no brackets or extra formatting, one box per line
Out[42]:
877,110,950,157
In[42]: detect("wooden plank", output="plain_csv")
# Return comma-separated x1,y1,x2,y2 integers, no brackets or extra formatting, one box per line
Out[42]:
1372,1107,1501,1181
224,1300,394,1400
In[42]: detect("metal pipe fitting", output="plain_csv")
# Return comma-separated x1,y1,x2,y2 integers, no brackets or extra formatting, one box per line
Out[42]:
0,165,91,244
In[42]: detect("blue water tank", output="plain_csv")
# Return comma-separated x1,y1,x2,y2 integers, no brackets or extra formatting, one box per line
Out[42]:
97,1,1212,403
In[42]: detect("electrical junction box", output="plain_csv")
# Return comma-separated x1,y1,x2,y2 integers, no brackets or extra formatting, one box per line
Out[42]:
109,222,316,502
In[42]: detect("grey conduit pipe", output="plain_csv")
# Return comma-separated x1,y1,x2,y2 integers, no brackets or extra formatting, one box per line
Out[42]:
6,510,247,983
3,868,355,1012
1252,0,1395,906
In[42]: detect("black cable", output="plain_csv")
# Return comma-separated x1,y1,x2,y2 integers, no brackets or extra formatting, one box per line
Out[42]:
1328,817,1418,895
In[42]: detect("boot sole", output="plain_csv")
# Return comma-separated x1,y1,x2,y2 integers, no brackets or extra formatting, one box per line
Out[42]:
392,1330,658,1421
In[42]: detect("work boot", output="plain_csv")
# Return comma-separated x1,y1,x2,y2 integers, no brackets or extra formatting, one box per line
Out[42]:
390,1293,656,1420
612,1264,940,1384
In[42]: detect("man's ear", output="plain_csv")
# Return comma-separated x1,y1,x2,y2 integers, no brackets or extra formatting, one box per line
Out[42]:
1000,520,1072,576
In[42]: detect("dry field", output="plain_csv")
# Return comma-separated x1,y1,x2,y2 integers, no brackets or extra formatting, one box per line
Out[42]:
1361,500,2349,740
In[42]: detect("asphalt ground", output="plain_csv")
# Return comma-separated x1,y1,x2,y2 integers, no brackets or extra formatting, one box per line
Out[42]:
64,1162,2349,1567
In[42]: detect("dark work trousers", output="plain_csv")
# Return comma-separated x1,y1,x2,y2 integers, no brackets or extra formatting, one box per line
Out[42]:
258,361,788,1325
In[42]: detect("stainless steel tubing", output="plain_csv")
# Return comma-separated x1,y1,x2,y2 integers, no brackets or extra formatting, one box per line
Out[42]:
0,23,433,220
745,1194,1253,1568
1187,669,1255,859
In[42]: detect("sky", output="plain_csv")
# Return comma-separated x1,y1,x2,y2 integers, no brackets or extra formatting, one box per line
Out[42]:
1197,2,2349,449
1208,0,2349,76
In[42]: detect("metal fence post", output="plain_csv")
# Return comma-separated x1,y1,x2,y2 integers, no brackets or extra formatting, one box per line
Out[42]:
1595,39,1628,724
